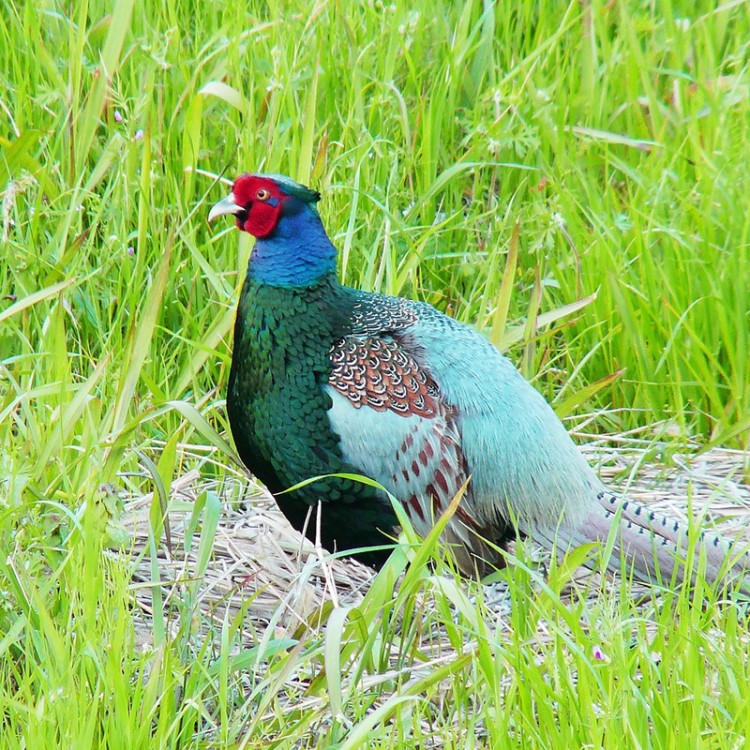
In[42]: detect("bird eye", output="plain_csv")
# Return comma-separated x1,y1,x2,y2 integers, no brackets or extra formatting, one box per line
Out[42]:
256,188,270,201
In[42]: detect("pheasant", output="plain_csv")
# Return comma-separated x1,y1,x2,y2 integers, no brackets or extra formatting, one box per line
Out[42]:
208,172,749,590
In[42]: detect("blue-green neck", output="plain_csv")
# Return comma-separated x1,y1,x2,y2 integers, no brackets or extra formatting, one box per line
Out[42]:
248,205,338,287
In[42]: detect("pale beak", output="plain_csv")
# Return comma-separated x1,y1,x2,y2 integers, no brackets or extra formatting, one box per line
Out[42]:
208,193,243,222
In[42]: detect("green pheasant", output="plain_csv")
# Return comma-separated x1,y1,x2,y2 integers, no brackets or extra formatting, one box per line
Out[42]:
209,172,750,587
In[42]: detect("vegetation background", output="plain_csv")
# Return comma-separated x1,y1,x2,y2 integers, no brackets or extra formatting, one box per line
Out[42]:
1,0,749,747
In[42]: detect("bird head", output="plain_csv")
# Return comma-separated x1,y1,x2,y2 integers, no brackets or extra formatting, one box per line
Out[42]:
208,173,321,239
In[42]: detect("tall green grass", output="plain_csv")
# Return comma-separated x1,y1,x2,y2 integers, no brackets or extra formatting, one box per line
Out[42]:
1,0,750,746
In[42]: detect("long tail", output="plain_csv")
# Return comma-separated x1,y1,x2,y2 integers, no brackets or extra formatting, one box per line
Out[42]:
529,491,750,594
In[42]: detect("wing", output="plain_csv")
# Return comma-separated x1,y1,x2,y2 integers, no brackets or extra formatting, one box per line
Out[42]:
336,290,605,540
325,333,507,573
388,298,608,547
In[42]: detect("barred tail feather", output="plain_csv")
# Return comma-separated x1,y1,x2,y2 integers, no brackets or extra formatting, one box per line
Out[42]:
528,493,750,594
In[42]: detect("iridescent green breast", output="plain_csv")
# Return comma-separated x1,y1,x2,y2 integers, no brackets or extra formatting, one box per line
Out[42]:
228,275,343,488
226,274,399,565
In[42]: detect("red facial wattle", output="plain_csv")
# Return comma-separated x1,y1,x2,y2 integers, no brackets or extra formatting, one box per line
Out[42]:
241,198,282,238
231,175,286,238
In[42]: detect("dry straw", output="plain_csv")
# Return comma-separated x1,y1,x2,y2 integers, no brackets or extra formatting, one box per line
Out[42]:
124,432,750,644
